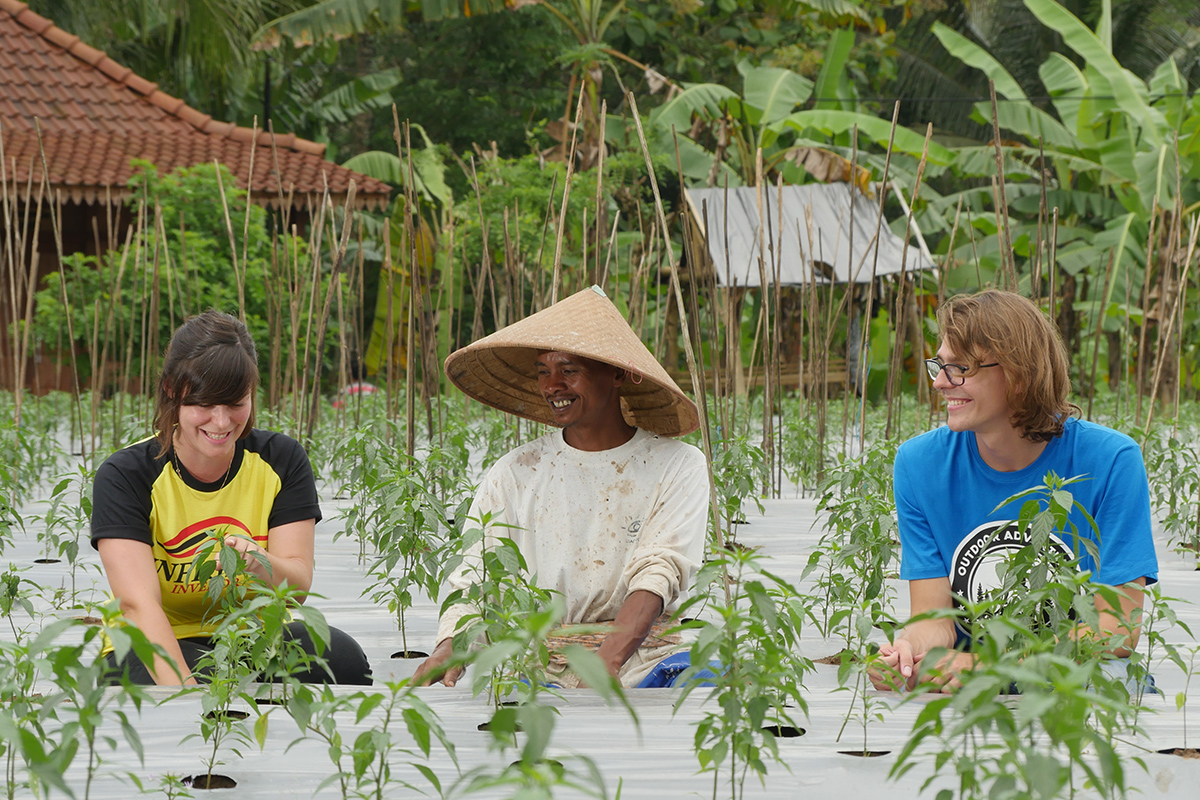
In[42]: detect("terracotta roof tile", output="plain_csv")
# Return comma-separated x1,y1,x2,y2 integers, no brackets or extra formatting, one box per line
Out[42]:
0,0,389,210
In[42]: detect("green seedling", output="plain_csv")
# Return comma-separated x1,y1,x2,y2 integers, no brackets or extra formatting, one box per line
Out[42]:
710,435,766,539
441,518,629,794
183,531,266,788
675,547,813,800
363,452,464,656
806,442,899,647
41,600,163,800
35,464,97,600
281,679,457,800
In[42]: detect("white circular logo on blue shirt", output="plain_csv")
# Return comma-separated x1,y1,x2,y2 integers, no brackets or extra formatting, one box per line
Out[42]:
949,520,1075,633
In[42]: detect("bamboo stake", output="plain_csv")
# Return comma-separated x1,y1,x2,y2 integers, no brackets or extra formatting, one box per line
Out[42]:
1134,202,1158,426
885,125,933,439
1142,215,1197,439
550,89,587,304
858,104,902,453
988,81,1016,289
34,121,85,448
753,148,773,496
1034,137,1049,303
628,97,728,603
213,160,246,322
1087,248,1116,420
305,183,357,440
595,100,607,286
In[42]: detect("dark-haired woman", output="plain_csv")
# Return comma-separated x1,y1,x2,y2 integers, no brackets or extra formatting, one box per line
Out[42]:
90,310,371,685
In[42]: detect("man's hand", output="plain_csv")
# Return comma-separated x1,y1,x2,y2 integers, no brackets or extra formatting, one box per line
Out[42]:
594,590,663,681
924,650,977,693
870,638,920,692
412,639,464,687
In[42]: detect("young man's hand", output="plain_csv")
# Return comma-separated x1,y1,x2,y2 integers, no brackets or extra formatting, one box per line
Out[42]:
870,638,921,692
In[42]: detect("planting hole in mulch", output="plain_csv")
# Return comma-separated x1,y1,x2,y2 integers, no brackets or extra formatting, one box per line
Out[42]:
390,650,430,659
763,725,806,738
76,616,102,625
182,774,237,789
477,720,524,732
508,758,564,773
838,750,891,758
1158,747,1200,759
33,558,60,564
203,710,249,721
255,697,286,707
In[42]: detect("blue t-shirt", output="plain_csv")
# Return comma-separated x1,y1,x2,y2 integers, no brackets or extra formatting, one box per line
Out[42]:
895,417,1158,601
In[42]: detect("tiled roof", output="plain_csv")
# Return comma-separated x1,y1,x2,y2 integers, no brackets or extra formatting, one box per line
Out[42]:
0,0,390,210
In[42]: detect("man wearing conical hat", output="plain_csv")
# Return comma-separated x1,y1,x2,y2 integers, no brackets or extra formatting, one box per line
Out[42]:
414,286,710,688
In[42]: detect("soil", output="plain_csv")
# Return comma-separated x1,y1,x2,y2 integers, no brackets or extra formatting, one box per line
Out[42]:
814,649,858,665
1157,747,1200,759
390,650,430,659
75,616,102,625
183,774,237,789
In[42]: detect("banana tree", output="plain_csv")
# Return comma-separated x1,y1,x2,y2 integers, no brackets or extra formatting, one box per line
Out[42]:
649,32,895,190
926,0,1200,400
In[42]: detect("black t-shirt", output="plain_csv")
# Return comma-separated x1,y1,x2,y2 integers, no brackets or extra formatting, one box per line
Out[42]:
90,429,321,637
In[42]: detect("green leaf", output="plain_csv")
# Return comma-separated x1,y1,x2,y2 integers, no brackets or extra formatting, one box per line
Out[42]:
1022,0,1163,146
517,703,557,763
649,83,739,133
814,29,855,111
775,111,956,164
977,100,1077,150
932,23,1027,101
738,61,813,131
1040,54,1090,135
254,711,270,748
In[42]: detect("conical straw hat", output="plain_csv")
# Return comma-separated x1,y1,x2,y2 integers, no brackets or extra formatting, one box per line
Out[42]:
444,286,700,437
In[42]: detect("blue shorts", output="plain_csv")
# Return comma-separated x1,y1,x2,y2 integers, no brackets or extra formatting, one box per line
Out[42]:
635,652,718,688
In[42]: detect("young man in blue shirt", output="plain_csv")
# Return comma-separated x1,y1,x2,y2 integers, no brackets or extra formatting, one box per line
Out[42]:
873,290,1157,692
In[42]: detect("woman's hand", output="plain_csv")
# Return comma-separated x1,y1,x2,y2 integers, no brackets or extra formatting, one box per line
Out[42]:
217,533,269,579
97,538,196,685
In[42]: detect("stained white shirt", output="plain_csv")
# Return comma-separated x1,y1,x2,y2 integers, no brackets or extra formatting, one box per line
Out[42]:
437,427,709,686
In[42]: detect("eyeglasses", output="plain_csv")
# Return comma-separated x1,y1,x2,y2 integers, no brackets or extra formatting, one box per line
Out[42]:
924,358,1000,386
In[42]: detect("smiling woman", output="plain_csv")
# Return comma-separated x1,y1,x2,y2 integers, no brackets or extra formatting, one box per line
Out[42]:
89,310,371,687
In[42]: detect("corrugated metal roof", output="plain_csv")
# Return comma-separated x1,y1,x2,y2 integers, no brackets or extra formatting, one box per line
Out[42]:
685,182,934,286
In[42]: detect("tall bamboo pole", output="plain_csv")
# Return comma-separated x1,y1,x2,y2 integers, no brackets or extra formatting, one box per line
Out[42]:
629,98,728,604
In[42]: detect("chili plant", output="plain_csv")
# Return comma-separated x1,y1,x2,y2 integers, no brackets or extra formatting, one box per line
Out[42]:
282,680,457,800
40,600,162,800
674,546,813,800
364,452,467,656
805,441,900,646
710,435,766,539
34,464,97,599
184,531,269,787
1128,583,1191,722
1143,435,1200,557
444,519,630,790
